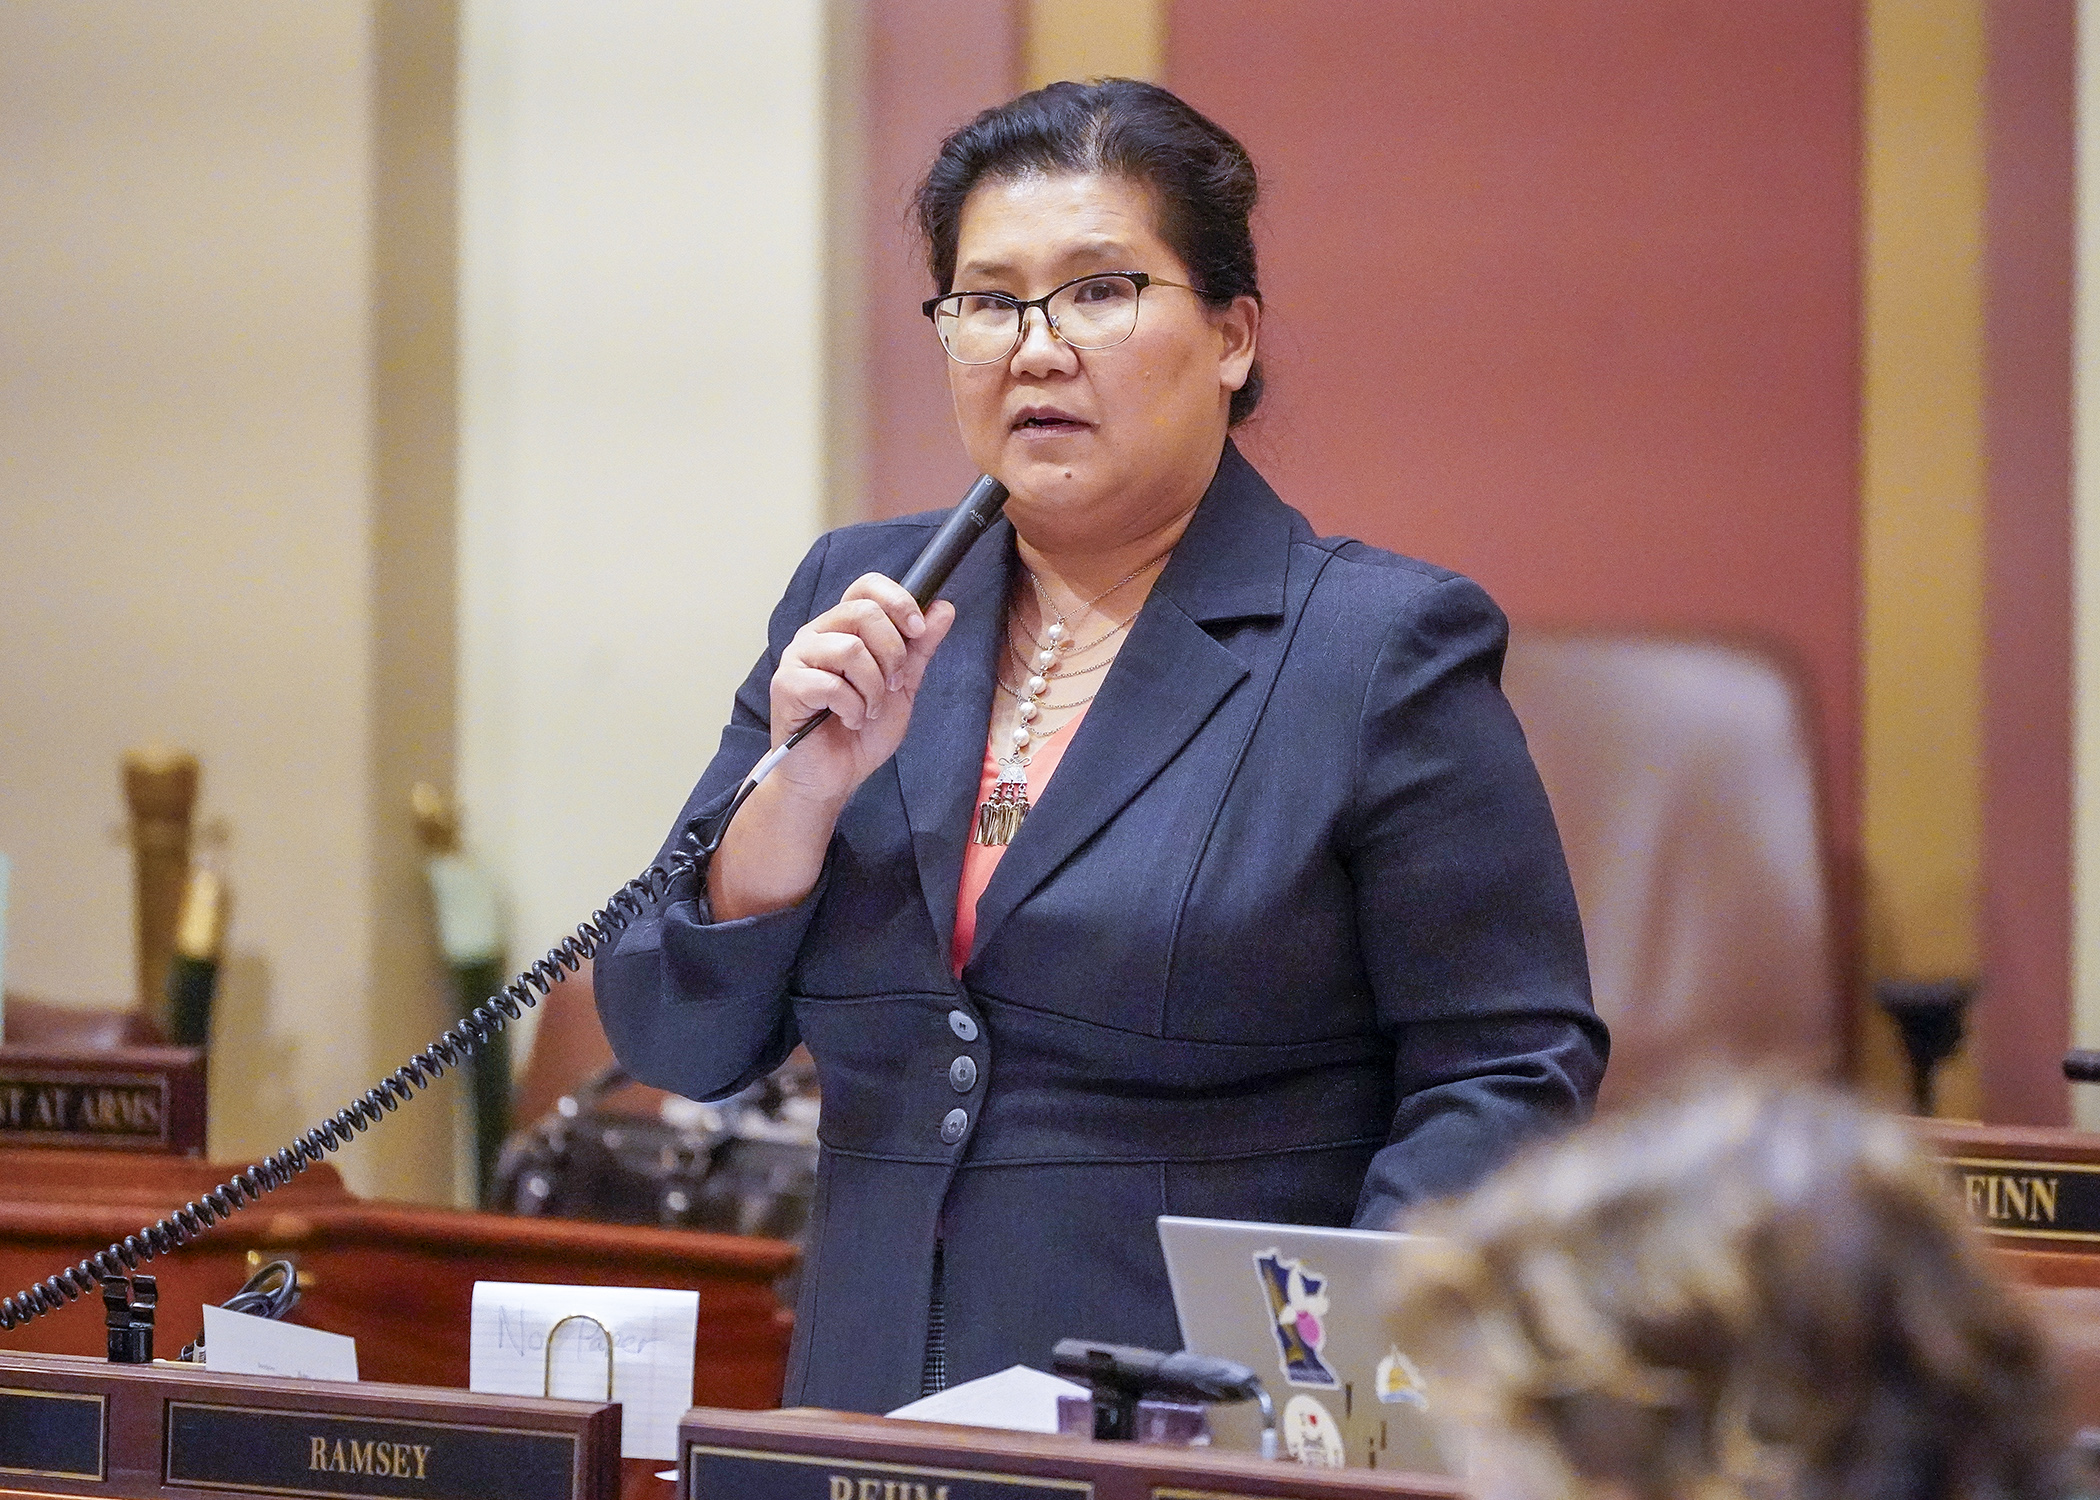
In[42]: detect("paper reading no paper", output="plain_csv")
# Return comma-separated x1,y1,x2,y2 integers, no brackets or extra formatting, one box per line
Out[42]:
468,1282,698,1461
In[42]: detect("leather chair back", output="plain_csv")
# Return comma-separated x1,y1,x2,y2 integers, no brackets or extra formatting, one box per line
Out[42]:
1501,634,1842,1108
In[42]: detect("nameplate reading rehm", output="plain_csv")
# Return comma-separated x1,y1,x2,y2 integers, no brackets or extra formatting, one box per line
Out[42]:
1946,1155,2100,1241
687,1444,1093,1499
166,1402,579,1500
0,1386,105,1480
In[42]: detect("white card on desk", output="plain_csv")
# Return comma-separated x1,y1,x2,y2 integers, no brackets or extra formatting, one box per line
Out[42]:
886,1365,1088,1433
468,1282,699,1461
202,1304,359,1382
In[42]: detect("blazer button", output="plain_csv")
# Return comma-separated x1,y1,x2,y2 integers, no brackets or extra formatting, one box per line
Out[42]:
947,1009,978,1042
941,1108,968,1144
949,1055,977,1093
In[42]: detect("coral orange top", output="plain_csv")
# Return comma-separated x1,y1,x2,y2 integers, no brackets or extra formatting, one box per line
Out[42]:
950,706,1088,976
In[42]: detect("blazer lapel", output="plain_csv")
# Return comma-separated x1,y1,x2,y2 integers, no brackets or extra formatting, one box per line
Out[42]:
964,443,1293,965
892,517,1014,959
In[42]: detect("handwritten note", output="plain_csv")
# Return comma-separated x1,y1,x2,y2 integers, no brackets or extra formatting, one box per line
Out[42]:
202,1305,359,1382
468,1282,699,1461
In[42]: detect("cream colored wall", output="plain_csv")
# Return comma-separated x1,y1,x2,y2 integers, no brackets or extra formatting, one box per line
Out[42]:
0,2,456,1198
1024,0,1164,88
1859,0,1987,1115
455,1,830,1036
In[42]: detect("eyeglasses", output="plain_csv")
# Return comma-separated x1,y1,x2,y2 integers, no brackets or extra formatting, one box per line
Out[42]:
922,272,1195,365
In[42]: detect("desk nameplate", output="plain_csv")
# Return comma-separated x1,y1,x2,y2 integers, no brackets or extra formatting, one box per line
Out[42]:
167,1401,580,1500
0,1047,205,1156
1946,1155,2100,1243
681,1407,1463,1500
689,1443,1092,1498
0,1387,104,1481
0,1351,617,1500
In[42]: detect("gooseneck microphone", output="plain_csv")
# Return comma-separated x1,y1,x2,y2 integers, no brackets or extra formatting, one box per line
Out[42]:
1052,1338,1277,1456
705,474,1011,848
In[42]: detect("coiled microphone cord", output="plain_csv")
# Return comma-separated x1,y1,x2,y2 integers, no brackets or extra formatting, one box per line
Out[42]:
0,855,693,1333
0,471,1007,1336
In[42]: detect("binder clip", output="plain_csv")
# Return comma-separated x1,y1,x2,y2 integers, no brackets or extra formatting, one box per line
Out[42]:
103,1273,156,1364
543,1314,615,1402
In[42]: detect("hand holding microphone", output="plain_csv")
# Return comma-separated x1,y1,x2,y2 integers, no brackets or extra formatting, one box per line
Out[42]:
766,575,955,808
762,473,1008,810
706,476,1008,920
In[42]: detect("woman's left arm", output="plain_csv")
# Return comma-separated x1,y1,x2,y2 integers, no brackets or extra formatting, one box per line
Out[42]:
1345,573,1608,1229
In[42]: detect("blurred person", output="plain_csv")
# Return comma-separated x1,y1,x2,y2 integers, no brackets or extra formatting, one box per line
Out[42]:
597,78,1606,1412
1390,1080,2062,1500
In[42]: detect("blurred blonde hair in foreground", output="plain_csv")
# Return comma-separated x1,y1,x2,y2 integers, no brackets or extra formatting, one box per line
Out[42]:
1391,1080,2062,1500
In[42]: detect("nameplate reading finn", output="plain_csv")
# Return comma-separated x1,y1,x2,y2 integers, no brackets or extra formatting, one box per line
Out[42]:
686,1444,1093,1500
165,1402,579,1500
1946,1156,2100,1242
0,1386,105,1480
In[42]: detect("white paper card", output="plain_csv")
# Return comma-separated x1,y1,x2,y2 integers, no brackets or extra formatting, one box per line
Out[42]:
468,1282,699,1461
202,1305,358,1382
885,1365,1087,1433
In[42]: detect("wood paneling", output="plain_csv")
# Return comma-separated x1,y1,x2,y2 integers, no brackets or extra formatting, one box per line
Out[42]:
0,1149,792,1405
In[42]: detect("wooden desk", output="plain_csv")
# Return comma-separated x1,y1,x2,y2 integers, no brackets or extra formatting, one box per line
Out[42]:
0,1148,794,1408
680,1407,1463,1499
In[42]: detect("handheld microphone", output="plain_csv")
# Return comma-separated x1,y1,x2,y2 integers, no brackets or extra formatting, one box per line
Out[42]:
897,473,1011,609
713,474,1011,836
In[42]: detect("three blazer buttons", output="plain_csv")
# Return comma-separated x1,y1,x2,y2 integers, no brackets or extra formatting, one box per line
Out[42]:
943,1009,980,1144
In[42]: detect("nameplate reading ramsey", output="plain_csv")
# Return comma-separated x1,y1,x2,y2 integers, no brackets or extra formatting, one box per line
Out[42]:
1946,1156,2100,1242
0,1386,105,1480
166,1402,579,1500
687,1444,1093,1500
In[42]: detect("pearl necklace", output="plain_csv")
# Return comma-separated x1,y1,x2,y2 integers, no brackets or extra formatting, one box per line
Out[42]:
972,549,1171,847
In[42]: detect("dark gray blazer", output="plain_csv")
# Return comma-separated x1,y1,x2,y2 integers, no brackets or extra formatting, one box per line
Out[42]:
596,443,1606,1415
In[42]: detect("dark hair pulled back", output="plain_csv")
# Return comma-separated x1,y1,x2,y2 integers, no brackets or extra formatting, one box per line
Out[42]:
914,78,1264,426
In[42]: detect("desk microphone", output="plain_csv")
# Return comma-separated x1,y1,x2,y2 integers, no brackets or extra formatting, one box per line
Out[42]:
1052,1338,1276,1455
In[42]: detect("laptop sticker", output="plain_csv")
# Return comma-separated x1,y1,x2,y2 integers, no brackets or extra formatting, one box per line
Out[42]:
1252,1249,1340,1388
1374,1346,1427,1408
1283,1394,1346,1467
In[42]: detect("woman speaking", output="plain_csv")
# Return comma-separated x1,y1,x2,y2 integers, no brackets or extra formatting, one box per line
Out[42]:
596,79,1607,1413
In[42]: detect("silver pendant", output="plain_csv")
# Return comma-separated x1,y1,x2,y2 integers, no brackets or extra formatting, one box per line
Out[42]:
973,760,1030,846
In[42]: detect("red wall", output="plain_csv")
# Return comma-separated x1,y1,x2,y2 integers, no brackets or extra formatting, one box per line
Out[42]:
1167,0,1863,899
862,0,1018,519
1980,0,2075,1124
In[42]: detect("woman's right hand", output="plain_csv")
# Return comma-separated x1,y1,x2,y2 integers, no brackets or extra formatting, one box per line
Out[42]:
709,573,954,922
763,572,958,812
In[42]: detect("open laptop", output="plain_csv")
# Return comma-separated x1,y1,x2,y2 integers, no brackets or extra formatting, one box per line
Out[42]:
1157,1215,1450,1473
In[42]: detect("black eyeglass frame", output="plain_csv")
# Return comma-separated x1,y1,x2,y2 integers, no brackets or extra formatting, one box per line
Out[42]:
920,271,1197,364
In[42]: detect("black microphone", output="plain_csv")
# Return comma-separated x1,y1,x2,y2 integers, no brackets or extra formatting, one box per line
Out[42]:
897,473,1011,608
2066,1050,2100,1084
1051,1338,1264,1404
1052,1338,1275,1452
778,474,1009,752
700,475,1012,852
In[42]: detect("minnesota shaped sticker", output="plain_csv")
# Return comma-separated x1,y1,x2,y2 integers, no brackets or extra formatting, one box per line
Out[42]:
1252,1249,1339,1388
